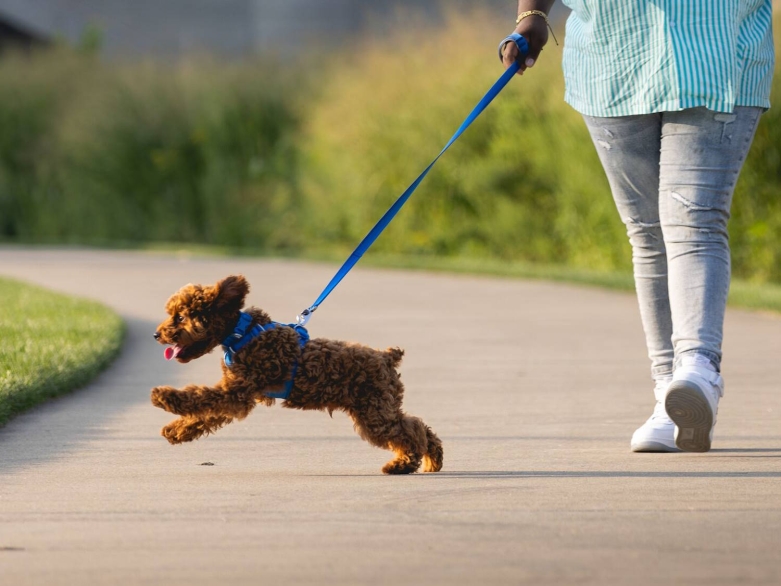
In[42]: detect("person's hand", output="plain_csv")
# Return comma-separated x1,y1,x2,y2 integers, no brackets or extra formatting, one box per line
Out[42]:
501,14,550,75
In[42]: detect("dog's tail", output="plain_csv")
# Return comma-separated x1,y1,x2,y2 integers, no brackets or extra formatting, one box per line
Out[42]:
385,347,405,368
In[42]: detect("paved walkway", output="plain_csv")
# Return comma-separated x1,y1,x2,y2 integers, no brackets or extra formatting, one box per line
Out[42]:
1,248,780,585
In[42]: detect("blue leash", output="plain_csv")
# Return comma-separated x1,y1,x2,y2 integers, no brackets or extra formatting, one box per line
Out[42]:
295,34,529,326
223,34,528,398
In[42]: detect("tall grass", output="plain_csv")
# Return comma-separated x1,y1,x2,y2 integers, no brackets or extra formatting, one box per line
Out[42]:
0,11,779,282
730,93,781,283
302,14,627,270
0,52,304,251
302,11,781,278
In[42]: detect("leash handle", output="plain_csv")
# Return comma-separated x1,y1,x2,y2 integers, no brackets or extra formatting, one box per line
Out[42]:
299,35,528,324
498,33,530,64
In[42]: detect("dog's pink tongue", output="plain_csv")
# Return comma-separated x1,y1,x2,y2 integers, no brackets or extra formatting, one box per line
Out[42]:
164,346,181,361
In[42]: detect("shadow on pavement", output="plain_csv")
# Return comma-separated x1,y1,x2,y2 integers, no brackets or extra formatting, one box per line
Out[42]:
305,470,781,478
710,448,781,453
0,318,174,473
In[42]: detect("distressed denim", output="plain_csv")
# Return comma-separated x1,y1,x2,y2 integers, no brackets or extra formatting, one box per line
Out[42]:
583,107,763,380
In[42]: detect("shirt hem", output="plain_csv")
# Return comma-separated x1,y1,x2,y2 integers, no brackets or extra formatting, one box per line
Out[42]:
564,93,771,117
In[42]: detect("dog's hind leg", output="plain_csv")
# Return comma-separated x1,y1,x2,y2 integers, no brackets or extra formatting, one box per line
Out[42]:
161,414,235,444
353,408,429,474
383,414,431,474
151,384,255,419
422,425,444,472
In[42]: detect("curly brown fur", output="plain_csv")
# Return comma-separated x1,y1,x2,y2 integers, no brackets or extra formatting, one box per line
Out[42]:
151,275,443,474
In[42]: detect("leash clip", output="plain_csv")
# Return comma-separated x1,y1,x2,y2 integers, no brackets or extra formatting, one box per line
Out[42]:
296,306,315,327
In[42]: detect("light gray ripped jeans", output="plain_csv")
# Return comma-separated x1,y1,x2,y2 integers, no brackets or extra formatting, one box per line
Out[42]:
583,107,763,381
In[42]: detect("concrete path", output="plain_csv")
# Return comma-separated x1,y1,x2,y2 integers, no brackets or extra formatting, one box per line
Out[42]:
1,248,780,585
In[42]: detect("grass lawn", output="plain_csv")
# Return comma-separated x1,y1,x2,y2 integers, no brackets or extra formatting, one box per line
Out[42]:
0,277,125,426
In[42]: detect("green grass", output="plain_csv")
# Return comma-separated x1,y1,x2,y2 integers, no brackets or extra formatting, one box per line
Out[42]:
0,277,125,425
727,279,781,316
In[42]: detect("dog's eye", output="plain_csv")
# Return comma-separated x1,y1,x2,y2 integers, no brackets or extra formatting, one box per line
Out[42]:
177,315,186,323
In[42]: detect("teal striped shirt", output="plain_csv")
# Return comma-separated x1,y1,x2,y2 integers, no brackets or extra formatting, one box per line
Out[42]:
560,0,775,116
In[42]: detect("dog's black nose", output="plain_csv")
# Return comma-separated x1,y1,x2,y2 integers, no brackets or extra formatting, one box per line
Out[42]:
153,331,161,340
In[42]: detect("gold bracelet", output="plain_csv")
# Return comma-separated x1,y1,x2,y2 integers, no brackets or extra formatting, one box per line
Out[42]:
515,9,546,24
515,10,559,45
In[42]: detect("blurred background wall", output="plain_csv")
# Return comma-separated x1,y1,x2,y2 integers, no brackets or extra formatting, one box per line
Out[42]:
0,0,526,58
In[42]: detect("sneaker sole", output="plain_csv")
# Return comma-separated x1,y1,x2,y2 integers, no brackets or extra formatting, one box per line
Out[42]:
665,380,713,452
631,440,679,453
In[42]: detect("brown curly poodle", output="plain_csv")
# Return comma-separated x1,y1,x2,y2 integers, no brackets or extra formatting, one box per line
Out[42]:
150,275,443,474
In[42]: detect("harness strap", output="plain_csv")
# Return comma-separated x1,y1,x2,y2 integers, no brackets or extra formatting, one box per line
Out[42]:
264,324,309,400
296,34,528,326
221,312,309,400
222,312,263,366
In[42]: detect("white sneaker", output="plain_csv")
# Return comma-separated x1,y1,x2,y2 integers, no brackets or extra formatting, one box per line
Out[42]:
665,354,724,452
631,378,677,452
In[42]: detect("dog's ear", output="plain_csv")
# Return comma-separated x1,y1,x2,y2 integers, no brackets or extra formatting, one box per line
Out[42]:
215,275,249,311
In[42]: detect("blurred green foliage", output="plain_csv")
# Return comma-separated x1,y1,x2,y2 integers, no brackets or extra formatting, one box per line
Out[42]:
0,52,303,251
0,11,779,282
302,15,626,271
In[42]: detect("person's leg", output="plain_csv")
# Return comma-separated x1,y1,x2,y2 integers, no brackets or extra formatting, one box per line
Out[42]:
659,106,763,369
582,114,676,452
658,106,763,451
582,114,674,381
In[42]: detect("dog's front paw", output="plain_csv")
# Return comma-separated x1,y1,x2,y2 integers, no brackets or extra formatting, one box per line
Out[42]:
151,386,180,412
161,418,203,444
161,421,185,444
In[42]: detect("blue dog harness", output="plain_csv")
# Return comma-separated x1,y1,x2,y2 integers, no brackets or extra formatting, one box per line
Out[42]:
221,311,309,400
